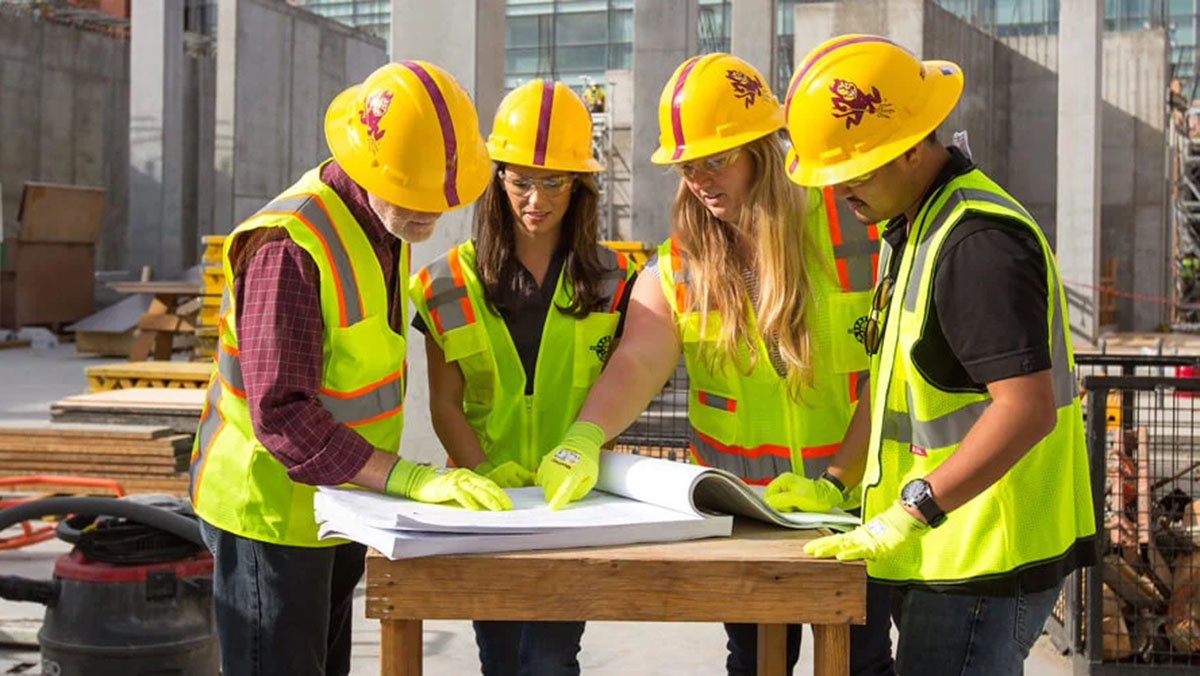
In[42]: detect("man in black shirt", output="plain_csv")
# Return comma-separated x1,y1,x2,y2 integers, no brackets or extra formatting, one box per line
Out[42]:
769,35,1097,675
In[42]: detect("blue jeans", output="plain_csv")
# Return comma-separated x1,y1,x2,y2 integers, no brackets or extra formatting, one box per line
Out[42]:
890,581,1063,676
200,519,366,676
473,620,586,676
724,578,896,676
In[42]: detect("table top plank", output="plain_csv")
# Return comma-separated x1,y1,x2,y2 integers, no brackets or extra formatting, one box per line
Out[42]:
366,522,865,625
107,281,205,295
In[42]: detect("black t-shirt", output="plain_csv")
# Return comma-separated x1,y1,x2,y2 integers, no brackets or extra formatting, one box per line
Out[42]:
881,147,1051,390
413,250,635,395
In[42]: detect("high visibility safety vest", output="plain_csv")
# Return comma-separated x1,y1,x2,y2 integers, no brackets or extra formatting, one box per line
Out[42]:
659,187,876,484
863,168,1097,590
410,240,634,470
189,164,408,547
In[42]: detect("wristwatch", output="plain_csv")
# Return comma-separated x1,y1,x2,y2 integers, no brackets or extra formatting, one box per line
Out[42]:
820,470,849,500
899,478,946,528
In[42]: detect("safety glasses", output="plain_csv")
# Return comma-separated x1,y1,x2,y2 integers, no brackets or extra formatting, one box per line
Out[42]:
500,171,573,196
842,168,879,189
673,148,742,179
864,275,895,356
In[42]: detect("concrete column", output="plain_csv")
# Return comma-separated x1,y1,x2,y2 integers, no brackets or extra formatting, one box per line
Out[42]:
391,0,505,464
631,0,697,243
793,2,837,65
129,0,184,279
731,0,775,81
1056,0,1103,343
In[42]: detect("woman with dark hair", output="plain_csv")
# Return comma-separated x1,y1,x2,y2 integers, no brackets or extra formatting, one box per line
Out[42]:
409,79,634,676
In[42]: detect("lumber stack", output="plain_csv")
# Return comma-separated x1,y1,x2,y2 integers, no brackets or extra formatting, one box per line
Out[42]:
0,423,193,496
195,235,226,361
85,360,212,392
51,388,204,434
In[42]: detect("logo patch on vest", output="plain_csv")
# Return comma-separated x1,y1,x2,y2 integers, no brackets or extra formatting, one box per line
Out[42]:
909,445,927,457
850,315,869,345
829,79,894,129
589,335,613,363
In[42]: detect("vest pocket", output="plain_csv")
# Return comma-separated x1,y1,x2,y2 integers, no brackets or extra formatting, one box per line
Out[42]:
827,290,872,374
688,384,739,445
441,322,496,406
572,311,620,388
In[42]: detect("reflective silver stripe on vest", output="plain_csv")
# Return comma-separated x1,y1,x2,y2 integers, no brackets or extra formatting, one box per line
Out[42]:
832,198,878,291
698,392,734,411
876,240,894,286
218,349,245,395
802,455,833,481
219,287,230,316
884,187,1076,450
190,376,222,499
422,254,472,333
904,188,1034,312
255,195,364,326
317,379,402,426
596,247,626,309
688,428,790,484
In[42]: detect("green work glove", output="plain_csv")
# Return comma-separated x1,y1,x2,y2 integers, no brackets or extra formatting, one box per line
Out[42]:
764,472,847,513
536,421,604,510
474,460,536,489
803,501,927,561
385,458,512,511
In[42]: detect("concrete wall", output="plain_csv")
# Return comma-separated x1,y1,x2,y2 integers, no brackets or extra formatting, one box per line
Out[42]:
212,0,387,233
0,10,129,271
794,0,1169,332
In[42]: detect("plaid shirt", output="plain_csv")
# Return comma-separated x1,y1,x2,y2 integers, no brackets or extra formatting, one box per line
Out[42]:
230,161,404,485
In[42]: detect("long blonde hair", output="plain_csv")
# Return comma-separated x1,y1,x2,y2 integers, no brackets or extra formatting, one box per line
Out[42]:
672,134,826,396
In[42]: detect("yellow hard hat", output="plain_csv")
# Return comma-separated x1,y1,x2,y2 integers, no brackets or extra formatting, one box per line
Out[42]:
487,79,603,172
325,60,490,212
783,35,963,187
650,53,783,165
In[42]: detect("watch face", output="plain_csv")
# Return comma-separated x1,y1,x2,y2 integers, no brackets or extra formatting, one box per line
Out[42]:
901,479,930,505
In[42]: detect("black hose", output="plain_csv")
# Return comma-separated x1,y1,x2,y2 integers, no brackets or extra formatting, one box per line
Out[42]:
0,576,56,605
0,497,203,547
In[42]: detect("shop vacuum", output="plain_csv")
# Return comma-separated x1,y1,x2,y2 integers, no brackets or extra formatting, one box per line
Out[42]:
0,494,218,675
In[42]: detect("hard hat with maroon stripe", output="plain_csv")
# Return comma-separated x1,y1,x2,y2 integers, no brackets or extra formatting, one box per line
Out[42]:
487,79,604,173
783,35,963,187
650,53,783,165
325,60,491,212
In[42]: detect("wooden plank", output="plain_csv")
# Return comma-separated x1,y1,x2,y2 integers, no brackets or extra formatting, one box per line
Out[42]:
0,451,178,466
75,330,135,356
54,387,206,409
1135,427,1150,546
811,624,850,676
1102,583,1135,660
0,423,176,440
380,620,422,676
756,623,788,676
107,281,205,295
365,522,866,625
0,476,189,496
17,182,105,244
0,461,183,476
1103,554,1166,608
137,313,195,333
85,362,211,381
1166,551,1200,653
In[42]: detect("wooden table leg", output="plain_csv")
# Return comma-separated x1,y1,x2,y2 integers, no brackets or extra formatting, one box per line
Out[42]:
129,297,168,361
755,622,788,676
811,623,850,676
380,618,422,676
151,295,177,361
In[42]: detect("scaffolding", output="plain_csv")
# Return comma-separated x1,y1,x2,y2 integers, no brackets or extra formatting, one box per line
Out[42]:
1172,103,1200,330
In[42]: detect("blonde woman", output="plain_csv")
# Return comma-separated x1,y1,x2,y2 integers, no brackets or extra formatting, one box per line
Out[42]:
538,54,895,675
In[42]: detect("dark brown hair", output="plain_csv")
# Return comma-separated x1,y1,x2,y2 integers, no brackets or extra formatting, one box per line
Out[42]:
473,164,607,317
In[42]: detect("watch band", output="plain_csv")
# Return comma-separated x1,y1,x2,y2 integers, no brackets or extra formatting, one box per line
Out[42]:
820,470,849,499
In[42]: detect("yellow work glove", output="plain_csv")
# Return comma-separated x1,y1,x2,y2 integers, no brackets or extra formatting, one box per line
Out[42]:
385,458,512,511
536,421,604,510
764,472,847,513
474,460,536,489
803,501,927,561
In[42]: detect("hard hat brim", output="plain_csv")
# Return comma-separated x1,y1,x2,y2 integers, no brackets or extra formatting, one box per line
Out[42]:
786,60,964,187
650,125,782,165
487,143,605,173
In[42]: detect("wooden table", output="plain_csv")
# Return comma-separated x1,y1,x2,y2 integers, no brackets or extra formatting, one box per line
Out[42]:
106,281,205,361
365,521,865,676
